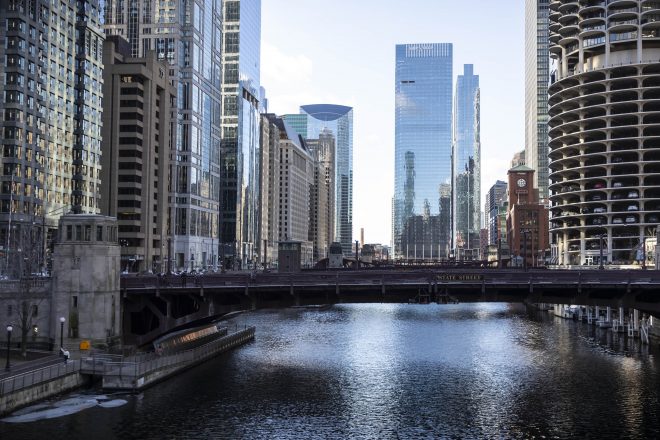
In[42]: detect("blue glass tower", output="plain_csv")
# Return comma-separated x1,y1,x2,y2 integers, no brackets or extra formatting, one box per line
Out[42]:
297,105,353,256
220,0,262,269
393,43,453,260
453,64,480,260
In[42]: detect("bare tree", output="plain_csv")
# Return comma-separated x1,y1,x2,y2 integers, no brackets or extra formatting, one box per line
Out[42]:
8,223,46,357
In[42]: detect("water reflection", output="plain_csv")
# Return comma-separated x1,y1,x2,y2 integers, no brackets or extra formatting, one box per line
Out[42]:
0,303,658,439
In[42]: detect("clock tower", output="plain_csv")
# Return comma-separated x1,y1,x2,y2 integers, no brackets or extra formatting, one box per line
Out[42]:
507,165,536,206
505,164,549,268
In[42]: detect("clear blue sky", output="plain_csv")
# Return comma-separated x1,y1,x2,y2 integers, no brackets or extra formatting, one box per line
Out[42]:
262,0,525,245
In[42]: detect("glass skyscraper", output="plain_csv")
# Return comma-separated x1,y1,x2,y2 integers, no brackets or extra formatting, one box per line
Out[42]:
393,43,453,260
287,105,353,256
105,0,223,271
453,64,481,260
219,0,262,268
525,0,550,203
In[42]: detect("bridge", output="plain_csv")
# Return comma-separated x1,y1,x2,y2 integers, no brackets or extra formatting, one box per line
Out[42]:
120,268,660,346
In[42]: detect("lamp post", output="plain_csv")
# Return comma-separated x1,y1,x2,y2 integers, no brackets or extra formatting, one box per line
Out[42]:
5,324,12,371
59,316,65,351
355,240,359,270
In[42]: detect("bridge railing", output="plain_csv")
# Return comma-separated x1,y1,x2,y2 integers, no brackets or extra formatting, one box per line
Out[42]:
0,360,80,396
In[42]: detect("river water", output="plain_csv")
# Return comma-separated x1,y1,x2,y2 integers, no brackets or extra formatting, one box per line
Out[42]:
1,303,659,439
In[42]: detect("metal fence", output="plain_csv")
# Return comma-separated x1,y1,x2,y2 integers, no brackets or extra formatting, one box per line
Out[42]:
0,360,80,396
82,327,255,387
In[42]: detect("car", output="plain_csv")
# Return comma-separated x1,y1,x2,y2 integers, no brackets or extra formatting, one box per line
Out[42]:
591,195,602,201
613,218,623,224
625,216,636,223
612,182,623,188
627,205,638,211
592,217,605,225
587,242,601,250
612,157,624,163
611,193,622,200
627,191,638,198
594,182,605,189
593,207,606,213
647,215,659,223
569,244,580,251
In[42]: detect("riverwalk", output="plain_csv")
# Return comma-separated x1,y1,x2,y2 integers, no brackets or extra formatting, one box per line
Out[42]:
0,327,255,416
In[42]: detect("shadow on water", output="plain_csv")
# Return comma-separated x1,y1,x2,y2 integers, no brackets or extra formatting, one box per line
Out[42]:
1,302,658,439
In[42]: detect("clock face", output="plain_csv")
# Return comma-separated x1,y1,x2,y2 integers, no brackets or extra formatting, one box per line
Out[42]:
517,178,526,188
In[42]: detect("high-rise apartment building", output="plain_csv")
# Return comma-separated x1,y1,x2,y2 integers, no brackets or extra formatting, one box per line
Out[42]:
297,105,353,256
0,0,105,276
393,43,453,260
104,1,224,271
453,64,481,260
307,129,336,261
548,1,660,266
101,36,176,273
525,0,550,203
219,0,262,269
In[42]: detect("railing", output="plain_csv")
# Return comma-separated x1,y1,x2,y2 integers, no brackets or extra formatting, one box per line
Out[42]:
0,360,80,396
83,328,255,386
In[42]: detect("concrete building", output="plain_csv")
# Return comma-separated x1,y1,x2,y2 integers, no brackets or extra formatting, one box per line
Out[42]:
525,0,550,203
393,43,453,260
276,119,314,267
104,0,224,271
259,114,281,269
307,129,336,262
101,36,176,273
453,65,481,260
51,214,121,345
507,165,549,268
511,150,526,168
548,0,660,266
0,0,105,276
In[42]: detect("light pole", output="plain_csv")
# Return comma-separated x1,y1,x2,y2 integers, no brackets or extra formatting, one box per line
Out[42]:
355,240,359,270
59,316,65,351
5,324,12,371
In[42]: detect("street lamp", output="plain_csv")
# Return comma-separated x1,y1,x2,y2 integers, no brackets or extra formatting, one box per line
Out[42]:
59,316,65,350
5,324,12,371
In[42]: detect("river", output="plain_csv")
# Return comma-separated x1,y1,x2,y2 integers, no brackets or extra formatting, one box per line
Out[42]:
1,303,659,439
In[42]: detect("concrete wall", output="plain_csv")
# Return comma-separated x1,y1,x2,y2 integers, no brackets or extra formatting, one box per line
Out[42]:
0,372,87,416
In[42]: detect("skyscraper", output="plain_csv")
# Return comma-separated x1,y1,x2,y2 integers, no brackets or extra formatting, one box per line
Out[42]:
290,105,353,256
393,43,453,260
219,0,262,269
0,0,105,276
453,64,481,260
105,0,224,271
525,0,550,203
548,0,660,266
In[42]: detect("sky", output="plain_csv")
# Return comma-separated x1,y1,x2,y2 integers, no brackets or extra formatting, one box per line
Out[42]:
261,0,525,245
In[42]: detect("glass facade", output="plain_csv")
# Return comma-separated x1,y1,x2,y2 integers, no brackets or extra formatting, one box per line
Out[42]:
393,43,453,260
525,0,550,202
104,0,223,271
299,104,353,256
0,0,105,276
453,64,481,260
220,0,262,269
